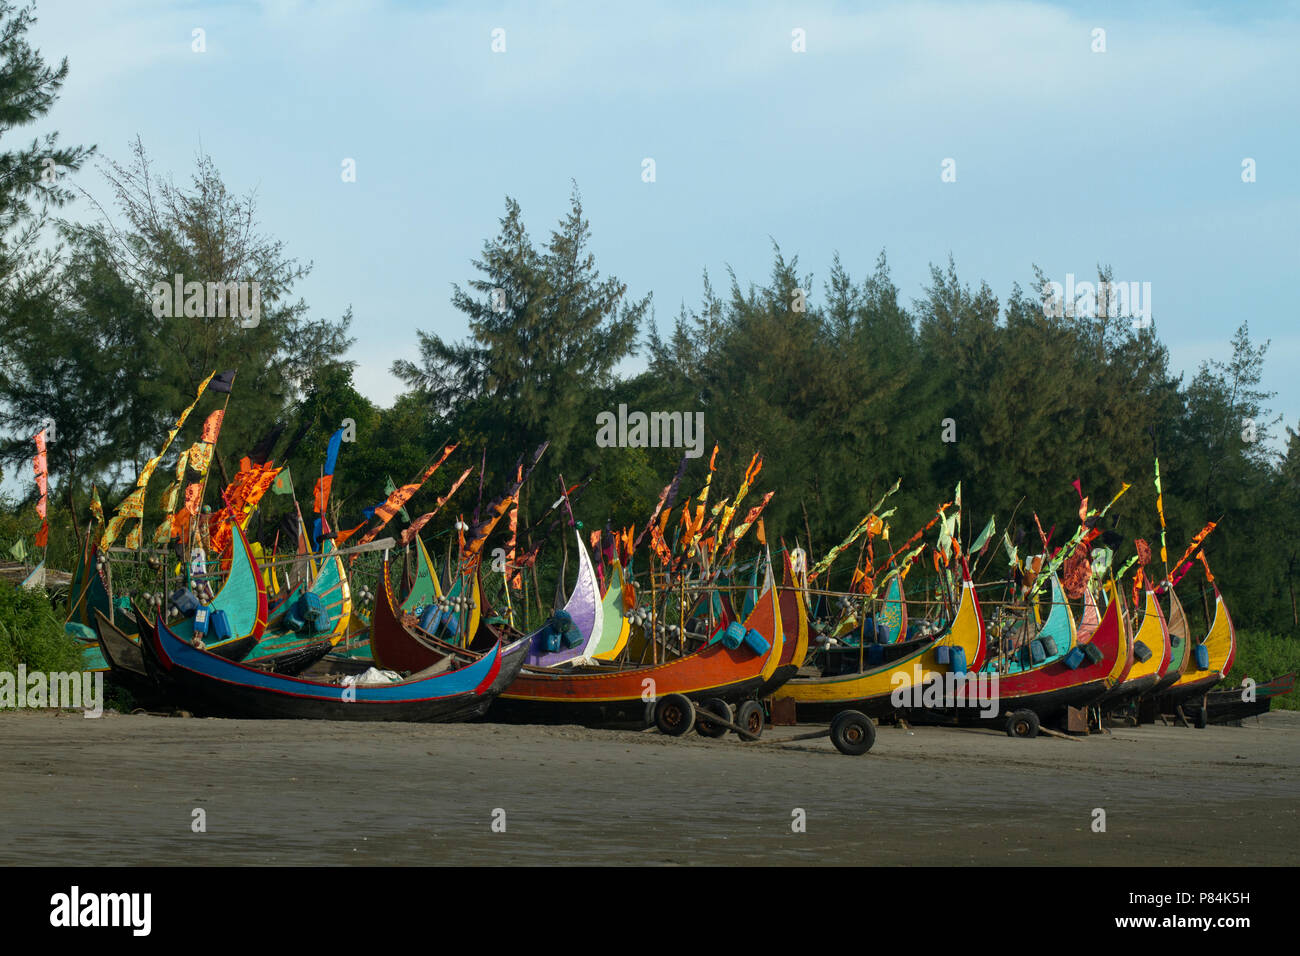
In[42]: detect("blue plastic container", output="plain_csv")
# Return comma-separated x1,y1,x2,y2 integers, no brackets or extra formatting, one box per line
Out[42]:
1194,644,1210,670
1029,639,1046,664
721,622,746,650
743,628,770,656
1133,640,1152,663
935,645,951,665
298,592,327,633
171,588,202,617
208,609,232,641
1063,647,1086,670
544,627,562,653
950,646,967,675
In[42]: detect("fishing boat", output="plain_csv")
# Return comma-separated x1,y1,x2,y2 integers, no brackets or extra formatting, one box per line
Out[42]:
240,538,352,666
522,529,604,666
1148,585,1193,696
983,572,1079,674
136,603,519,722
78,524,268,671
969,579,1129,734
1158,581,1237,711
754,552,810,696
1181,672,1294,725
589,558,632,661
1100,583,1170,709
366,553,531,693
488,573,787,726
91,604,162,704
1093,584,1137,705
772,556,985,721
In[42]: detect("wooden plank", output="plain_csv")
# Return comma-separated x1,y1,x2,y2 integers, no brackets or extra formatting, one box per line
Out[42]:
1038,726,1082,742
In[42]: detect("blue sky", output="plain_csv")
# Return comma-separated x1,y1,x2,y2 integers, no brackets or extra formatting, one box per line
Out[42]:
25,0,1300,443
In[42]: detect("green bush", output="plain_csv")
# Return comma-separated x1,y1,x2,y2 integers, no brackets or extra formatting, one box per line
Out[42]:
1227,629,1300,710
0,580,82,678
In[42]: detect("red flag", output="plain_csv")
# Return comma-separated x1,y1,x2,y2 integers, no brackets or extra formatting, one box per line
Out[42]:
313,475,333,514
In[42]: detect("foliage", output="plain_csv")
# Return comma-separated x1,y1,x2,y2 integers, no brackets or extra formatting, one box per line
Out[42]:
1227,630,1300,710
0,578,80,675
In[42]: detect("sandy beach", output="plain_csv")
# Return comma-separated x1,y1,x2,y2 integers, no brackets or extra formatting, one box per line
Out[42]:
1,709,1297,866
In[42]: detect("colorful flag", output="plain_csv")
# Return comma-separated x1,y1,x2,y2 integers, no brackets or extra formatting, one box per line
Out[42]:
1154,457,1168,568
208,369,236,394
101,370,216,550
272,467,294,496
400,466,473,546
32,429,48,547
458,444,546,572
385,475,410,522
362,444,458,543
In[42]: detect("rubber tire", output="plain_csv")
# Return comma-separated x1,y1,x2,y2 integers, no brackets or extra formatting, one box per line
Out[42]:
734,700,765,739
696,698,733,738
643,700,658,729
830,710,876,755
655,694,696,736
1004,709,1040,739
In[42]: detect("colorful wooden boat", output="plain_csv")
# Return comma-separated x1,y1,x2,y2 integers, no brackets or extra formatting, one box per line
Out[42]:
241,538,351,665
982,573,1077,675
91,605,160,703
162,522,268,657
364,556,532,699
1149,585,1193,695
1160,582,1236,709
1101,583,1170,708
78,524,267,671
989,579,1128,716
1182,672,1294,725
590,559,632,661
755,552,810,696
1095,585,1137,704
489,575,787,721
523,528,604,667
772,557,985,720
137,608,517,722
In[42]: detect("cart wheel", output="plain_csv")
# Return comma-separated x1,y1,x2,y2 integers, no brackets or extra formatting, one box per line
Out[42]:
1004,709,1040,738
655,694,696,736
735,700,765,739
696,698,733,738
830,710,876,755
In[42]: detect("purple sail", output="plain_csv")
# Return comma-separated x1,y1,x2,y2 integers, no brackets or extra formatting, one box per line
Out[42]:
526,528,605,667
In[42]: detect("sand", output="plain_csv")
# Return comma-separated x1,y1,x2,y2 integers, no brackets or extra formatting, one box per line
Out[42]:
1,708,1297,865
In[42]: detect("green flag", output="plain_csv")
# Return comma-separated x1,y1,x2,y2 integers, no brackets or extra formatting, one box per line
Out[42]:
10,538,27,562
272,467,294,496
970,516,996,555
385,475,411,522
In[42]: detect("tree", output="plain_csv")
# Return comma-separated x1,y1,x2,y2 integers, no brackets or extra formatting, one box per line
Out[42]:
1,141,355,506
0,1,92,297
394,186,649,519
0,0,93,492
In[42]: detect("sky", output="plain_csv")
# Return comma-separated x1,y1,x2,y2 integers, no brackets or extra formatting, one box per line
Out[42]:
22,0,1300,444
